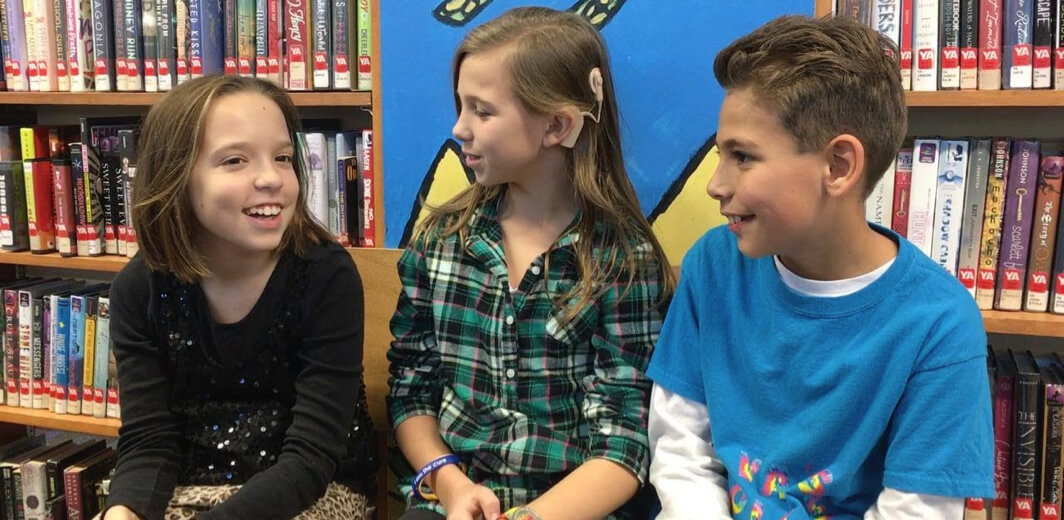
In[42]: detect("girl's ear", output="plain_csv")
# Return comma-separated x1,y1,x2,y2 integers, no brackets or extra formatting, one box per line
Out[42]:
547,108,583,149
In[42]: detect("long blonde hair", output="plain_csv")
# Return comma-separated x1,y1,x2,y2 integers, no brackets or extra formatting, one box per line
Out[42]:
415,6,674,319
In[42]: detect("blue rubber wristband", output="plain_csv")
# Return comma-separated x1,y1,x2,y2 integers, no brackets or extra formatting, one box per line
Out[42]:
412,454,463,501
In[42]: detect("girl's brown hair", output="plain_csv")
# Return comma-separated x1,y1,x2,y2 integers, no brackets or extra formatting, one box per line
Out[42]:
415,6,675,319
133,75,333,283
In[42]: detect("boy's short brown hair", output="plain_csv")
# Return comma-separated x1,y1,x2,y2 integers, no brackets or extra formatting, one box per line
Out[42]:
714,15,906,197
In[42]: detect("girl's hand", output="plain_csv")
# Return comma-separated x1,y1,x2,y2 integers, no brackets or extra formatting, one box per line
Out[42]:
102,505,142,520
435,467,500,520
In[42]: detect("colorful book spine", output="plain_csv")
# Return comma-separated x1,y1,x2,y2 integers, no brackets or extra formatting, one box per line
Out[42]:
941,0,962,89
222,0,235,74
80,296,95,416
65,0,94,91
932,140,970,274
981,0,1005,89
1011,351,1041,520
17,290,33,408
355,0,368,90
892,149,914,238
1053,178,1064,311
1056,0,1064,89
957,139,991,295
52,154,77,257
899,0,914,89
122,0,142,90
90,0,113,90
265,0,279,83
3,288,18,407
978,138,1012,309
23,0,39,91
91,296,108,418
360,128,374,246
253,0,265,78
330,0,349,89
67,295,84,415
236,0,253,76
1024,156,1062,311
174,0,189,83
1033,0,1055,88
285,0,307,89
52,296,68,414
51,0,68,91
0,161,29,252
960,0,979,88
995,140,1040,310
3,0,28,90
112,0,125,89
1004,0,1034,89
21,128,56,254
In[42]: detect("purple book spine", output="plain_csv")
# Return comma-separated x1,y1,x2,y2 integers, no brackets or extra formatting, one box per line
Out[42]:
996,139,1040,310
4,0,26,90
1004,0,1034,88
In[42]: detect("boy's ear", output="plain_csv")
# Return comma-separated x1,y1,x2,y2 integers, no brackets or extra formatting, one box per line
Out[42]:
824,134,866,198
546,108,583,149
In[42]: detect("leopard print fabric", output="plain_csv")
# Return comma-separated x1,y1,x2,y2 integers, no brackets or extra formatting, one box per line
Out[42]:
160,482,371,520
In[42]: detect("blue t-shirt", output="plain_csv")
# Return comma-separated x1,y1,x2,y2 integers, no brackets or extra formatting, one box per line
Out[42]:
647,226,994,520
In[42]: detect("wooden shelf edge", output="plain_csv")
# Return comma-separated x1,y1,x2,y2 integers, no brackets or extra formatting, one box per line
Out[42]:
0,406,119,436
0,247,401,273
0,91,371,107
906,90,1064,107
982,310,1064,337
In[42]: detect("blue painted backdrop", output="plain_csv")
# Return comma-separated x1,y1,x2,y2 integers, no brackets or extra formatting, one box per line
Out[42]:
379,1,810,249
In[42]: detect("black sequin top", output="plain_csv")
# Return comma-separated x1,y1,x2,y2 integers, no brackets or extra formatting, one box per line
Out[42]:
105,241,376,520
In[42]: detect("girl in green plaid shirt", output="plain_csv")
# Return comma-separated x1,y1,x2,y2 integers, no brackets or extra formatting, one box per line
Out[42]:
387,7,674,520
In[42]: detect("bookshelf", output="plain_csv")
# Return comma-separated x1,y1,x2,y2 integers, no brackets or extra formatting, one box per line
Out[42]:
0,407,119,437
0,91,372,107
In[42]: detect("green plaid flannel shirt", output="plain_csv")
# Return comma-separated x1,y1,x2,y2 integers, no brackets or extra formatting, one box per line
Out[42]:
387,198,666,517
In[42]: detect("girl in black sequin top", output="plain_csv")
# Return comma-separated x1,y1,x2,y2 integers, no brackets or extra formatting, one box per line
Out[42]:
103,76,376,520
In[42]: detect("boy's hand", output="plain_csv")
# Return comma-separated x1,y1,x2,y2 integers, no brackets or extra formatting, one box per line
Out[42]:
102,505,142,520
435,466,500,520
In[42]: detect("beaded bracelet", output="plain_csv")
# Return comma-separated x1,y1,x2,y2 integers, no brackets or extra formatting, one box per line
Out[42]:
499,506,543,520
412,454,465,501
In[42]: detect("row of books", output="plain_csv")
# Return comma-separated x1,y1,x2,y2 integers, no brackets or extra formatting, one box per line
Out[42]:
837,0,1064,91
0,434,116,520
963,350,1064,520
0,0,373,92
865,137,1064,313
0,120,141,258
299,127,376,248
0,120,379,258
0,277,121,420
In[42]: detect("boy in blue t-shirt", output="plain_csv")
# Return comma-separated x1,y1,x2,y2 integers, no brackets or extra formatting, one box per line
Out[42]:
647,15,993,520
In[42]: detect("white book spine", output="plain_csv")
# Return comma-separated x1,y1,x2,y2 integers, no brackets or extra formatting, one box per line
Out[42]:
303,133,329,228
931,140,970,275
866,158,897,228
909,139,941,256
913,0,941,91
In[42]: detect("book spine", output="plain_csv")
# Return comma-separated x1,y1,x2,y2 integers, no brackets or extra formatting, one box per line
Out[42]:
0,162,30,251
90,0,113,90
116,130,133,255
174,0,189,83
891,148,914,237
3,0,28,91
355,0,368,90
266,0,279,83
1012,364,1041,519
81,298,95,416
198,0,221,76
957,139,992,296
1056,0,1064,89
104,348,118,418
236,0,253,76
122,0,142,90
359,128,374,246
157,0,174,90
97,132,117,254
141,0,156,91
31,297,45,410
978,138,1012,308
23,0,38,91
960,0,979,88
253,0,265,78
52,0,68,91
21,460,47,520
1054,171,1064,312
899,0,914,88
92,297,108,418
65,0,82,90
866,158,896,227
285,0,307,89
187,0,200,76
222,0,235,74
1004,0,1034,88
30,0,57,91
1023,157,1063,311
3,290,18,406
931,140,970,274
310,0,327,88
941,0,962,89
52,157,76,256
908,139,940,256
330,0,348,89
113,0,125,89
79,122,105,256
996,140,1040,310
42,297,52,410
1033,0,1054,88
62,466,81,520
52,296,68,414
75,0,94,90
1041,383,1064,520
67,295,83,415
17,290,33,408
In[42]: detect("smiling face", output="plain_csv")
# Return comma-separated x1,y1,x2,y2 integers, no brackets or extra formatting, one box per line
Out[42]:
187,91,299,261
707,87,830,260
451,45,553,187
